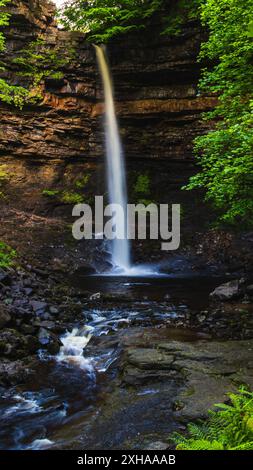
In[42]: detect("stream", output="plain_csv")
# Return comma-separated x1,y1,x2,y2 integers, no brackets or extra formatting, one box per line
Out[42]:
0,274,221,450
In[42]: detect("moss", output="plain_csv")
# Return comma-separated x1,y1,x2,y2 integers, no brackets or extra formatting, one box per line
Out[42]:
0,164,10,182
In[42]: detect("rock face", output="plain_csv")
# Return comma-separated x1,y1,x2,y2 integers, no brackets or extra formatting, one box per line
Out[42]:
0,303,11,329
0,1,218,265
0,1,213,162
0,0,97,161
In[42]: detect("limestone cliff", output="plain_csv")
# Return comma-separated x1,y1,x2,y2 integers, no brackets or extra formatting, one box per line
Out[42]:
0,0,215,163
0,0,216,258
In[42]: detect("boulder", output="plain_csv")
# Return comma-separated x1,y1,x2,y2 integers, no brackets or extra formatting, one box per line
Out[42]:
75,264,97,276
89,292,101,301
0,359,35,386
0,268,11,285
210,280,243,301
246,284,253,296
30,300,48,312
0,303,11,328
144,441,169,451
38,327,61,354
0,328,36,358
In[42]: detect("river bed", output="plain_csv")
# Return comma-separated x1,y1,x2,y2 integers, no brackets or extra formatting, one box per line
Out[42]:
0,275,242,450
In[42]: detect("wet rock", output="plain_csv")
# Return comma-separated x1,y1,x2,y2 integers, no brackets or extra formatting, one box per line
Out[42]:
38,321,56,330
89,292,101,301
210,280,243,301
144,441,169,450
0,359,35,386
24,287,33,296
0,328,37,358
127,348,174,370
0,268,11,285
49,306,59,314
38,327,61,354
0,303,11,328
120,336,253,423
30,300,48,313
101,293,133,303
20,324,36,335
74,264,97,276
246,285,253,296
39,312,53,321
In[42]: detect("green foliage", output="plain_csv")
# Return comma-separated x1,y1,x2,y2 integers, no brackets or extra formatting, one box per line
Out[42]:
58,0,200,42
58,0,165,42
162,0,201,36
75,173,91,189
0,0,9,52
0,79,29,107
0,164,8,181
12,39,74,103
0,240,16,268
42,189,60,197
172,388,253,450
184,0,253,226
0,2,75,107
0,164,9,199
133,173,154,205
61,191,84,204
134,173,150,195
0,0,29,108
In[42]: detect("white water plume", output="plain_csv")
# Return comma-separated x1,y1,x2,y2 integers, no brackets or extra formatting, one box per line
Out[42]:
95,45,131,272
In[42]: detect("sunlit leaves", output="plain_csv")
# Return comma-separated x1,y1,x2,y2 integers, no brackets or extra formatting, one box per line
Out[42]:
186,0,253,226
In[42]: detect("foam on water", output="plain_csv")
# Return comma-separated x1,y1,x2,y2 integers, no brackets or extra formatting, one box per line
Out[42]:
56,326,95,374
29,439,54,450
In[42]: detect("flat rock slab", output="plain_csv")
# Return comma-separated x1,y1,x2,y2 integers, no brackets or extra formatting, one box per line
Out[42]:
122,338,253,422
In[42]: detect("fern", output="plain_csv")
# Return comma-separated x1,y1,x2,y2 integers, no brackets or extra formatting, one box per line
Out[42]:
172,388,253,451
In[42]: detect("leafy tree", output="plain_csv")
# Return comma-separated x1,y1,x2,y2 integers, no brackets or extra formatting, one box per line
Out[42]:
184,0,253,226
57,0,164,42
57,0,201,41
172,388,253,450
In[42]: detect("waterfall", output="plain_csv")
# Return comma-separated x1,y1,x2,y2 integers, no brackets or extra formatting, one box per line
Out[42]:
95,45,131,272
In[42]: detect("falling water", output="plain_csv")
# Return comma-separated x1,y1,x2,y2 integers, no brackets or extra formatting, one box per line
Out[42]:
95,45,131,272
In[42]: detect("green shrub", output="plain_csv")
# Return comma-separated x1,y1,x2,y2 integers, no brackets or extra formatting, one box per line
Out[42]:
0,0,29,108
61,191,84,204
0,164,8,182
0,241,16,268
75,173,91,189
12,39,74,103
172,388,253,450
133,173,151,195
